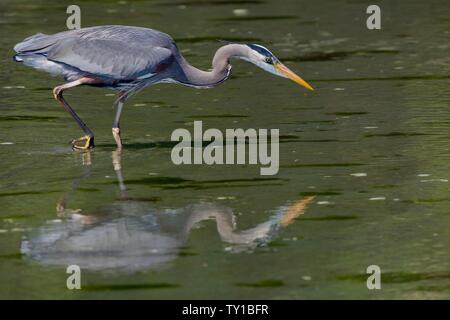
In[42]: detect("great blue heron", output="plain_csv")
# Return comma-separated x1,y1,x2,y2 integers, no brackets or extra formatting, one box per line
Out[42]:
13,25,314,150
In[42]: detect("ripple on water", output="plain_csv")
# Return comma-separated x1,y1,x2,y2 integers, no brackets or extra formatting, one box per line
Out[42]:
285,163,366,168
235,279,284,288
350,173,367,177
369,197,386,201
155,0,264,7
83,283,179,291
299,215,357,221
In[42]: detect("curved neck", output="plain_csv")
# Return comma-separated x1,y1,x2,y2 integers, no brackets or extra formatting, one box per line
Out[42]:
177,44,250,88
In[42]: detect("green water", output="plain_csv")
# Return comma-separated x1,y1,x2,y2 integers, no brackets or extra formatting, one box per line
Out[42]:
1,0,449,299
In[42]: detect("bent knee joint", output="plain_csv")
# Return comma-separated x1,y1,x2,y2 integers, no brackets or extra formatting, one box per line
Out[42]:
53,87,61,99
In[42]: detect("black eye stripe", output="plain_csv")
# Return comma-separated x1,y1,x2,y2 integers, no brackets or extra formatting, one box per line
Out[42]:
248,44,274,57
248,44,276,64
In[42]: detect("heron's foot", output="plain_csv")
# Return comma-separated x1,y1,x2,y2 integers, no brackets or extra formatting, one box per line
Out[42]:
57,207,82,218
71,135,94,150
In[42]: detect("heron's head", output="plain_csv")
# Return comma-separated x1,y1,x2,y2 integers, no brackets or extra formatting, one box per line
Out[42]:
241,44,314,91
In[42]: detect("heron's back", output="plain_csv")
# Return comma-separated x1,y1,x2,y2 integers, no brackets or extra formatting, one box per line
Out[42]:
14,25,178,83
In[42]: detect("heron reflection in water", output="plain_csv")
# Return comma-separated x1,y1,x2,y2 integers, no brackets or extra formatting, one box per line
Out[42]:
21,151,315,273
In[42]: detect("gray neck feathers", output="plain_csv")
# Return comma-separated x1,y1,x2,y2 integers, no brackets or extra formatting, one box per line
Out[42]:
178,44,250,88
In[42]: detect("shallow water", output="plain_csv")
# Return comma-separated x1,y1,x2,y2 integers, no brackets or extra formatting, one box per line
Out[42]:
0,0,449,299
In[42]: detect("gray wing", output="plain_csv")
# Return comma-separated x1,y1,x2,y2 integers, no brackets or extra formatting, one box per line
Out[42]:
14,25,176,80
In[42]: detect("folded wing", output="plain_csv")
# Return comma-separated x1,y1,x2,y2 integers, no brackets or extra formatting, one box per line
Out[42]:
14,25,175,81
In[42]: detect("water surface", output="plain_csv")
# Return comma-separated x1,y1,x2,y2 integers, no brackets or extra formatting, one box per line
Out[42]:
0,0,449,299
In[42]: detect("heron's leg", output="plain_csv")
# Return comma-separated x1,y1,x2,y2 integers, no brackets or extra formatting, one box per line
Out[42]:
112,98,125,149
53,78,96,150
56,161,97,224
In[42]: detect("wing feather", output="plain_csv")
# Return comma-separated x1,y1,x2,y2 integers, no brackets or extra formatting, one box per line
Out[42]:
14,26,176,80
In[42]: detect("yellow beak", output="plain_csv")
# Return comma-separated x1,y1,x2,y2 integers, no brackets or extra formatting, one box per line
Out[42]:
275,63,314,91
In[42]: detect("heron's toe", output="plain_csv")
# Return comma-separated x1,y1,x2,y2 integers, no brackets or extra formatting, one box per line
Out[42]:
71,135,95,150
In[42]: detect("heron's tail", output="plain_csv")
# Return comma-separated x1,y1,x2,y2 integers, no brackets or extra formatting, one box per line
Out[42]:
13,33,51,53
13,33,53,63
13,54,23,62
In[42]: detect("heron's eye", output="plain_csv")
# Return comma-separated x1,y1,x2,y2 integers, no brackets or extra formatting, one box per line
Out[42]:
265,57,274,65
